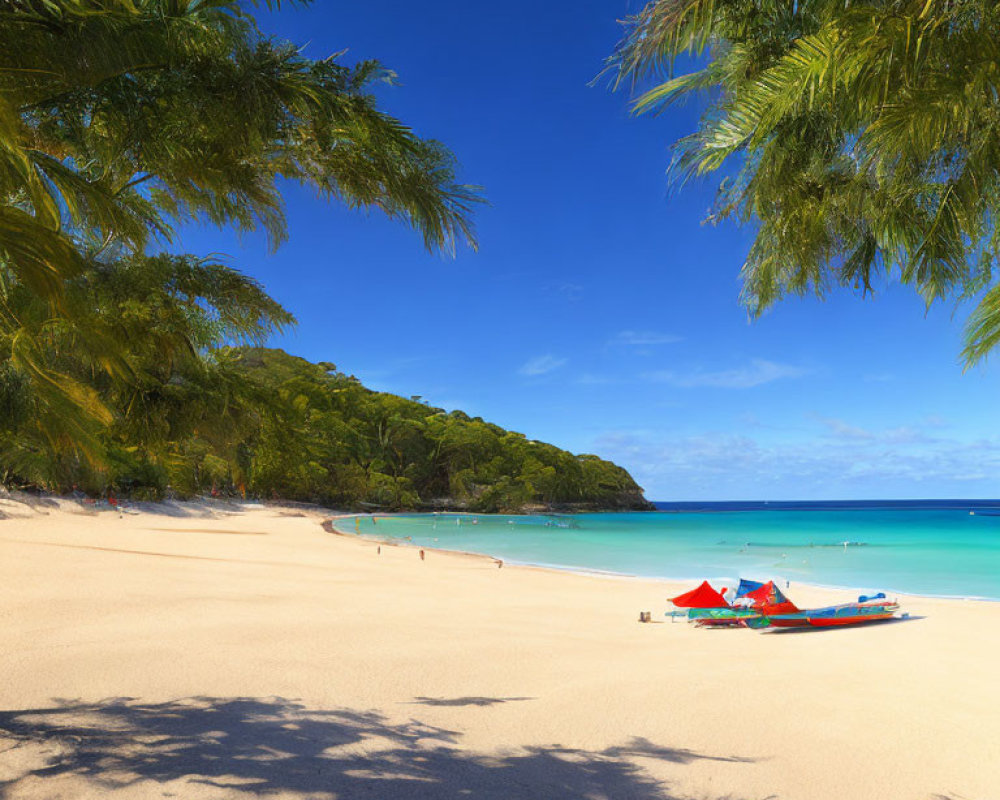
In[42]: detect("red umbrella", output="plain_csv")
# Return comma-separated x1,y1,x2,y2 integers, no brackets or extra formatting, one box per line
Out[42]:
669,580,730,608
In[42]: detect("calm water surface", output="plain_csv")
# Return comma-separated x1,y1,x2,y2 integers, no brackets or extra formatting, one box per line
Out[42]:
338,502,1000,599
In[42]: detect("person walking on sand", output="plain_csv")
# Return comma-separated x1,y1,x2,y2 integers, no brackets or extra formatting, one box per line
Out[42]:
420,549,425,561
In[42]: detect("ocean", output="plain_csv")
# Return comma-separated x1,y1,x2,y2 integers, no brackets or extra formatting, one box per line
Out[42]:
337,500,1000,599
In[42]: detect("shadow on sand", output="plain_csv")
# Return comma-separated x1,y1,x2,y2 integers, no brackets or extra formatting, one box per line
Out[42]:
0,696,762,799
408,696,534,707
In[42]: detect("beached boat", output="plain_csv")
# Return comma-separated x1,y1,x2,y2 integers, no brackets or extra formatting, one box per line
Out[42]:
667,578,772,626
744,582,900,628
668,579,900,629
680,580,799,628
766,598,900,628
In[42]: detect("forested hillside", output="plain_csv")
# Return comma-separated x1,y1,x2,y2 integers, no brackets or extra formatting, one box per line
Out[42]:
229,349,651,511
1,341,651,512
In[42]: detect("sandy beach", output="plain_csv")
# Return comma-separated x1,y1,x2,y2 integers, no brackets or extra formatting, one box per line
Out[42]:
1,499,997,800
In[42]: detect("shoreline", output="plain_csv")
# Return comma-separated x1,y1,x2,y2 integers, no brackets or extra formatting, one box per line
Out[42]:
2,499,999,799
326,513,1000,605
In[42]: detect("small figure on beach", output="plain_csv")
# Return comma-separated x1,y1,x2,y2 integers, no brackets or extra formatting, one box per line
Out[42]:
377,545,381,555
496,559,503,569
420,549,425,561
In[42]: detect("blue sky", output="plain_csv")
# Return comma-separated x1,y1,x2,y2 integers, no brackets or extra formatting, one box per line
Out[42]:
177,1,1000,501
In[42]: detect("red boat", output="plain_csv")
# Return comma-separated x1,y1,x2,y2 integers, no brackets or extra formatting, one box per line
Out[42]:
767,598,900,628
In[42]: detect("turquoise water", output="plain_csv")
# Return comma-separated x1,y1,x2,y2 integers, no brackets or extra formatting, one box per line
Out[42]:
340,508,1000,599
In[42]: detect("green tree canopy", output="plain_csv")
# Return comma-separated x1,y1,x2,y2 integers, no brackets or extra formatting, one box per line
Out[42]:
610,0,1000,364
0,0,482,472
2,0,480,298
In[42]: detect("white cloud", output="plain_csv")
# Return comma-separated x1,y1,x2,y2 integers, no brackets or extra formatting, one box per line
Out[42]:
610,330,682,347
592,426,1000,500
818,417,939,446
643,359,808,389
818,417,875,441
518,355,567,377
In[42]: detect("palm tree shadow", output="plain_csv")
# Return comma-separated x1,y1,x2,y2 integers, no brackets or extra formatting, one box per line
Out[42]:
409,695,534,707
0,696,761,799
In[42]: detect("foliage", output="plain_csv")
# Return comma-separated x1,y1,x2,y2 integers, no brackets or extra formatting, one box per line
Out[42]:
0,2,644,510
1,0,480,297
610,0,1000,364
215,348,649,511
0,338,650,511
0,0,486,483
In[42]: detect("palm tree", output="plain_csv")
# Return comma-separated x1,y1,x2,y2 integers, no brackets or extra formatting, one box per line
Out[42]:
609,0,1000,364
2,0,479,294
0,252,293,486
0,0,482,479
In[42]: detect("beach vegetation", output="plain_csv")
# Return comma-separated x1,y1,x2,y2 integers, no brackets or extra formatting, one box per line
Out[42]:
1,338,650,510
610,0,1000,364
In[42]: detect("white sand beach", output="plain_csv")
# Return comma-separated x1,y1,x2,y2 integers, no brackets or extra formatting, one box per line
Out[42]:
1,499,997,799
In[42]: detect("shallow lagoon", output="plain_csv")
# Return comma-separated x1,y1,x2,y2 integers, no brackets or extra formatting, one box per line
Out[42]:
341,504,1000,599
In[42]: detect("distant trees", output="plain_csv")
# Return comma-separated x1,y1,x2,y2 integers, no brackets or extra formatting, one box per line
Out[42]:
0,345,651,511
611,0,1000,363
228,350,650,511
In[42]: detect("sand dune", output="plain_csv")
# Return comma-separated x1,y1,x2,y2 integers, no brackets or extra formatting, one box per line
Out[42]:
1,501,997,799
